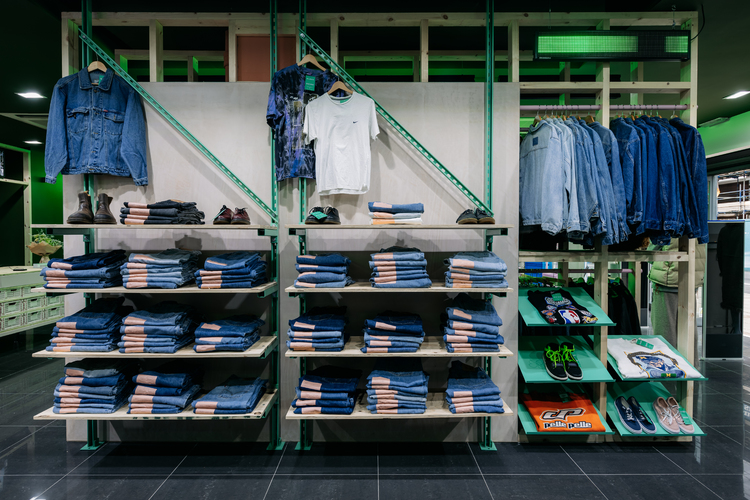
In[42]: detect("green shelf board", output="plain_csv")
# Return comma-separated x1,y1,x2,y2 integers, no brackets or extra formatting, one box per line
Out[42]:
606,381,706,437
606,335,707,382
518,335,614,384
519,287,615,327
518,383,614,435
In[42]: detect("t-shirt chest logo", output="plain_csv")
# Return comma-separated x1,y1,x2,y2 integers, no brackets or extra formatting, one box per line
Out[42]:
540,408,585,421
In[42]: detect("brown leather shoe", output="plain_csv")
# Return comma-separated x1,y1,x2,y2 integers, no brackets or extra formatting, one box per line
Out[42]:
67,192,93,224
94,194,117,224
231,207,251,225
213,205,233,224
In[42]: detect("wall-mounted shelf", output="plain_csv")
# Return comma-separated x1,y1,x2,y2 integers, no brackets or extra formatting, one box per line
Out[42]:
32,224,277,237
519,287,615,327
287,224,512,235
33,282,278,297
519,250,688,263
518,335,613,383
0,177,29,186
606,335,707,382
286,337,513,358
286,282,512,295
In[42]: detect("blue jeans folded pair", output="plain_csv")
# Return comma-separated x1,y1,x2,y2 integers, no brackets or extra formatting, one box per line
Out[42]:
292,398,354,408
371,269,429,279
128,384,200,407
51,335,118,343
45,281,121,289
56,298,127,330
133,384,188,397
58,373,126,387
444,334,504,345
364,334,423,344
294,277,354,288
196,266,266,278
369,260,427,269
364,312,423,333
445,251,507,273
45,275,122,285
445,272,507,281
194,315,264,337
287,339,345,351
192,376,266,411
298,365,361,393
132,371,194,389
47,344,116,352
446,394,502,403
445,278,508,289
119,339,192,353
366,393,426,403
296,253,351,267
445,293,503,326
288,330,343,340
296,263,347,273
48,250,126,271
123,303,199,326
371,278,432,288
287,335,342,344
292,405,354,415
444,321,500,335
442,327,501,340
446,345,500,353
194,333,259,345
193,340,257,352
124,276,193,286
446,361,501,397
54,403,126,414
203,251,263,271
367,407,425,414
370,246,425,261
128,405,185,414
128,249,201,266
124,200,198,210
198,280,266,289
367,202,424,214
448,404,504,414
361,346,418,353
63,360,134,379
295,271,347,283
54,385,129,400
295,387,352,400
289,307,347,331
41,265,122,279
367,359,429,390
55,380,129,397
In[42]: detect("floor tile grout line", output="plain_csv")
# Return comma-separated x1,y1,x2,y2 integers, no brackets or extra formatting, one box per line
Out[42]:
376,443,380,500
466,442,495,500
146,446,195,500
702,425,743,446
652,447,724,500
33,437,107,498
261,441,287,500
560,446,609,500
0,419,56,455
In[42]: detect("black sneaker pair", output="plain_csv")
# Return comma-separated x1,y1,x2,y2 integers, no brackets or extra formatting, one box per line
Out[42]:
456,208,495,224
305,206,341,225
543,342,582,381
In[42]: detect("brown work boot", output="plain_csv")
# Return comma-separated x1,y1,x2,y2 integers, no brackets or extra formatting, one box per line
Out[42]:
231,207,251,225
67,192,93,224
94,194,117,224
213,205,233,225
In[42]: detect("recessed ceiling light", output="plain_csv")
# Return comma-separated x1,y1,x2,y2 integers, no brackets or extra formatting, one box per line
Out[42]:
16,92,45,99
724,90,750,100
24,140,43,145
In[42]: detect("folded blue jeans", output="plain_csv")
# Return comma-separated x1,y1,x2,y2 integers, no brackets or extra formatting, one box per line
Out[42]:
446,345,499,353
295,264,347,273
289,311,346,332
369,260,427,269
367,202,424,214
287,339,345,350
368,407,425,414
193,376,266,410
204,251,263,271
446,394,503,403
361,346,418,353
55,380,128,396
295,271,347,283
48,250,126,270
446,361,501,397
63,360,133,379
371,278,432,288
446,293,503,326
445,279,508,289
123,303,197,326
41,266,122,279
128,384,200,407
128,249,201,266
370,246,425,261
294,277,353,288
292,398,354,408
288,329,343,339
132,371,193,389
445,251,508,273
449,405,504,414
442,327,501,340
295,387,351,400
292,406,354,415
296,253,351,267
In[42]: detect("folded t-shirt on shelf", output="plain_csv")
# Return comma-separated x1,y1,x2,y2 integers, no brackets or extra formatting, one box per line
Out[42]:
526,288,598,325
607,337,702,379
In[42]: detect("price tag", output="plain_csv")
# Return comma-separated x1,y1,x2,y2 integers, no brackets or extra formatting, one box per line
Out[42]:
311,211,327,220
679,409,692,424
551,292,564,302
304,75,316,91
636,338,654,349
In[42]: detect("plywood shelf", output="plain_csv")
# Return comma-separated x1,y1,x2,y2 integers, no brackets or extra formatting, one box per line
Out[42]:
520,82,603,94
34,389,278,420
32,223,274,232
285,337,513,358
32,282,278,296
0,178,29,186
609,81,692,94
287,224,512,231
286,282,512,294
32,336,278,359
285,392,512,420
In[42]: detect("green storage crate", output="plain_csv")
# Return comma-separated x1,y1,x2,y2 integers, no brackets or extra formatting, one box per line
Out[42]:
0,300,25,317
46,295,64,306
46,305,65,320
0,288,22,302
24,296,46,311
21,285,45,298
1,314,25,331
25,309,44,324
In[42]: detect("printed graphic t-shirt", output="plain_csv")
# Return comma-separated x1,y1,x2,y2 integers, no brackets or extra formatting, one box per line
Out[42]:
266,65,340,181
521,392,606,432
526,288,598,325
303,92,379,195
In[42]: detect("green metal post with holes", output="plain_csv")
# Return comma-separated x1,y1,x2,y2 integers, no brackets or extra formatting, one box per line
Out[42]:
299,0,308,225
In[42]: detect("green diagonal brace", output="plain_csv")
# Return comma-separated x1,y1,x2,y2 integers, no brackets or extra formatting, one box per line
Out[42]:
299,30,492,215
78,30,278,224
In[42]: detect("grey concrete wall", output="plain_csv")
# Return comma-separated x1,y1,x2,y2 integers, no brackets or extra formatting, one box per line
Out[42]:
63,81,519,443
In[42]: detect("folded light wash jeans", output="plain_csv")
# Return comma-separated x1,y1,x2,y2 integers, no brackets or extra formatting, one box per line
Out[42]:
48,250,126,270
296,264,347,273
370,247,425,261
128,384,200,406
294,277,353,288
446,361,501,397
367,202,424,214
444,320,499,335
204,251,263,270
296,253,351,267
195,316,264,337
193,376,266,410
295,271,347,283
371,278,431,288
128,249,201,266
445,279,508,289
365,313,423,333
445,251,507,273
446,293,503,326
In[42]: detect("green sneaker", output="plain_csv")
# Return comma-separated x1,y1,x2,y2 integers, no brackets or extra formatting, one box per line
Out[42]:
543,343,568,381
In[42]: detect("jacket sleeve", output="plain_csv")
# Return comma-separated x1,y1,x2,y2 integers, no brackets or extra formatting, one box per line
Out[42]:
121,90,148,186
44,84,68,183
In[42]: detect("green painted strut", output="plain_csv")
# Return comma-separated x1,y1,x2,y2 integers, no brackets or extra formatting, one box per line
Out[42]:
78,30,278,224
299,30,492,216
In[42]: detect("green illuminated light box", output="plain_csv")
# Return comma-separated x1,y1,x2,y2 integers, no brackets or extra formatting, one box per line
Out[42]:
535,30,690,61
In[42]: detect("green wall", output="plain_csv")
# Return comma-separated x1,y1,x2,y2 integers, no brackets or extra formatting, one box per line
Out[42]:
30,149,63,225
700,109,750,157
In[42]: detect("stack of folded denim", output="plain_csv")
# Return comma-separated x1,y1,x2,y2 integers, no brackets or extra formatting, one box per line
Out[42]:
118,302,201,354
292,366,360,415
445,361,504,414
287,306,347,352
366,359,429,414
368,202,424,225
121,249,201,289
369,246,431,288
128,365,202,414
47,297,132,353
294,253,353,288
42,250,126,289
444,251,508,288
196,252,267,289
193,376,267,414
361,311,424,353
120,200,205,225
442,293,504,353
53,360,134,414
193,315,264,352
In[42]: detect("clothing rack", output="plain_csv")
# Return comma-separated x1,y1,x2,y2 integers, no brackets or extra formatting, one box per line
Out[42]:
519,104,690,116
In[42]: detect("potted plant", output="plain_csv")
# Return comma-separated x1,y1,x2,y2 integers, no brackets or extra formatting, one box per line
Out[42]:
27,230,63,264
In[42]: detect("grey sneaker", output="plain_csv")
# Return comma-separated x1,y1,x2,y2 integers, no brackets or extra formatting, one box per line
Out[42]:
652,397,680,434
667,396,694,434
456,209,478,224
474,208,495,224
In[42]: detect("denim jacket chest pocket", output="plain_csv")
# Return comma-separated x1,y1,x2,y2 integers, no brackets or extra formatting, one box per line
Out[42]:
103,111,125,135
66,107,89,135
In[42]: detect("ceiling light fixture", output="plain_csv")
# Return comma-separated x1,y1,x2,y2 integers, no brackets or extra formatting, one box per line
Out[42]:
723,90,750,100
16,92,45,99
24,140,43,145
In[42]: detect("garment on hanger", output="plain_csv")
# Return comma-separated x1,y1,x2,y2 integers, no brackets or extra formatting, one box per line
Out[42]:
266,64,340,181
303,92,379,195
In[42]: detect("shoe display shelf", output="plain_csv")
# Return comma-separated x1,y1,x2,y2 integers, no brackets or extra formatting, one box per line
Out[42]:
606,382,706,437
517,335,613,384
286,223,514,450
517,383,614,436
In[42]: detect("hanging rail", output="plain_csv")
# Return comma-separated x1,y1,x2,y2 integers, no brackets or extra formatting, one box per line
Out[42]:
520,104,689,111
77,31,278,224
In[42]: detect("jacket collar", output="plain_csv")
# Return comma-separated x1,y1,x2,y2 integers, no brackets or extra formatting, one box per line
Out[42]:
78,68,114,91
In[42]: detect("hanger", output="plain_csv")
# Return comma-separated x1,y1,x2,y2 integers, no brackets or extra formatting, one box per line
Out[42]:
327,81,353,95
584,110,596,124
297,54,327,72
87,57,106,85
532,110,542,126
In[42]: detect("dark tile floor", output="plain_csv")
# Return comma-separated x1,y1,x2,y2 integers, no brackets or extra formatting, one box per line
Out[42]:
1,331,748,500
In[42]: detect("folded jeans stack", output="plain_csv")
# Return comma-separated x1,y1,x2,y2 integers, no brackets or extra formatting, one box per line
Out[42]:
195,251,267,289
120,200,205,225
287,306,347,352
369,246,431,288
194,315,265,352
192,376,267,414
128,366,202,414
445,361,504,414
292,366,361,415
366,359,429,414
53,360,135,414
42,249,126,289
361,311,424,353
368,202,424,225
442,293,504,353
47,297,133,352
121,249,201,289
118,302,201,354
444,251,508,288
294,253,353,288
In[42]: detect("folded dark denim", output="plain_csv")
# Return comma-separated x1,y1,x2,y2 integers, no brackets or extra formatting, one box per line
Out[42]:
295,271,347,283
287,336,342,344
197,280,267,289
446,345,500,352
296,253,351,267
445,293,503,326
367,359,429,389
370,246,425,261
42,266,122,279
195,315,264,337
444,334,504,345
361,346,418,353
127,407,184,414
54,403,126,414
120,338,191,353
45,275,124,285
298,365,361,393
294,277,354,288
367,202,424,214
364,312,423,334
128,384,200,407
123,303,198,326
194,333,259,345
128,249,201,266
371,269,429,279
204,251,263,271
133,384,187,396
121,207,179,217
371,278,432,288
48,250,126,270
446,361,501,397
196,265,266,277
124,200,198,210
368,407,425,414
445,271,507,281
292,398,355,408
449,404,504,414
47,344,116,352
287,339,345,350
369,260,428,269
63,360,134,379
293,406,354,415
287,329,343,340
193,342,257,352
132,371,193,389
54,396,125,405
55,380,129,396
364,338,423,348
45,281,122,289
289,309,347,332
52,333,118,341
196,269,266,282
295,387,351,400
295,264,347,273
444,321,500,335
192,376,266,411
445,279,508,288
445,251,508,273
446,394,503,403
53,387,127,400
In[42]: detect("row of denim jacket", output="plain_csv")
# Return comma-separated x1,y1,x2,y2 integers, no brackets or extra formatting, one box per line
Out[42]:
520,116,707,246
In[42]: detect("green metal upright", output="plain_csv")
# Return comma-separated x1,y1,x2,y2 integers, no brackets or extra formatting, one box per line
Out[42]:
299,0,308,223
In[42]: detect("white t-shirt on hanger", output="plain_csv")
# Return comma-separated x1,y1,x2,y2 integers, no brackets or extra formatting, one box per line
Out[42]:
303,92,379,195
